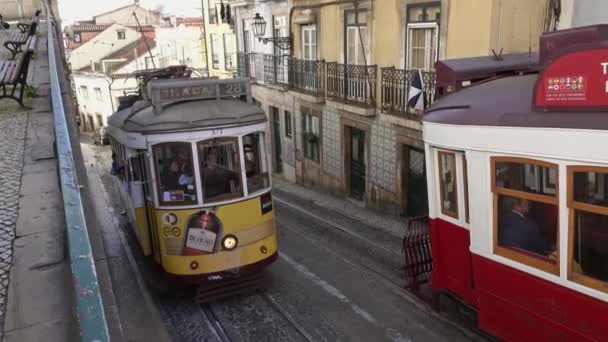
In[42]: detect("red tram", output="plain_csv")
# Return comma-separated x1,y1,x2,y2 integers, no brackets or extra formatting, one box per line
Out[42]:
424,25,608,341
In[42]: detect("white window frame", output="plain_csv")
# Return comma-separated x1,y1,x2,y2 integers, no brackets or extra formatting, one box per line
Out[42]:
302,25,317,60
406,22,439,71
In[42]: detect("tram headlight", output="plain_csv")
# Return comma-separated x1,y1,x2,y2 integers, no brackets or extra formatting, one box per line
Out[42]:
222,235,238,250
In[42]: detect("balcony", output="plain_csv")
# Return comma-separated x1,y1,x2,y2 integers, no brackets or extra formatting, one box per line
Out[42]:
380,67,436,119
263,54,289,87
326,63,376,107
289,58,325,97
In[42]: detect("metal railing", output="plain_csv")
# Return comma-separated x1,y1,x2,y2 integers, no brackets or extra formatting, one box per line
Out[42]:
326,62,376,107
381,67,436,118
263,54,289,86
47,3,110,342
289,58,325,96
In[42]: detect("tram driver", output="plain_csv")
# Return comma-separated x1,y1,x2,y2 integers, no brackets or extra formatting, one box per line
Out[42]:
499,197,553,256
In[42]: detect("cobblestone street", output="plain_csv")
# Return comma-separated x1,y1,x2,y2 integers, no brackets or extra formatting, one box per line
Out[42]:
0,111,28,335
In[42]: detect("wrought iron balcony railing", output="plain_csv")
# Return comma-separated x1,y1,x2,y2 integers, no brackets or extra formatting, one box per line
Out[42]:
326,63,376,107
263,54,289,87
380,67,436,118
289,58,325,97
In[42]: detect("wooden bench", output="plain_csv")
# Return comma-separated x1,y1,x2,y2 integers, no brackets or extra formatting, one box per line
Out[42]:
0,36,36,107
4,17,38,59
17,10,41,33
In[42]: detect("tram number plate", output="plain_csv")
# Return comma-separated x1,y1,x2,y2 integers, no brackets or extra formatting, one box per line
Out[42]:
186,228,217,253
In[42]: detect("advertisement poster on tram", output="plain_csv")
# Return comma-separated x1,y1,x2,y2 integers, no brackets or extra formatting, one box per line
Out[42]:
535,48,608,110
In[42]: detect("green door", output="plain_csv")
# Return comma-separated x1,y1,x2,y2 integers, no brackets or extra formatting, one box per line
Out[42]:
406,147,428,217
273,109,283,173
350,127,365,200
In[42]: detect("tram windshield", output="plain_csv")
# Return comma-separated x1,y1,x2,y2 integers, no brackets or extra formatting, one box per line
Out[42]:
153,142,197,205
198,137,244,202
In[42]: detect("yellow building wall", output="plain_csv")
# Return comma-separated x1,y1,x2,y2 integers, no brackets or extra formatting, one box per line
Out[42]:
489,0,548,55
319,5,341,62
446,0,494,58
371,0,402,68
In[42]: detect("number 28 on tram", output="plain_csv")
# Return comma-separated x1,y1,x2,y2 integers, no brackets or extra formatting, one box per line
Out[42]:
107,77,277,286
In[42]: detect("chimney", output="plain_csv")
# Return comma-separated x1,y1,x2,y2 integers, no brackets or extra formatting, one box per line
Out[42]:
134,0,140,5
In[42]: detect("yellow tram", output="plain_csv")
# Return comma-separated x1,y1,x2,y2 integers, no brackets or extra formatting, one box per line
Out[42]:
106,71,277,293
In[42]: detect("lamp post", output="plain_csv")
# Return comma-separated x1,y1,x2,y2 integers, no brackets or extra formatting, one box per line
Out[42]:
251,13,291,50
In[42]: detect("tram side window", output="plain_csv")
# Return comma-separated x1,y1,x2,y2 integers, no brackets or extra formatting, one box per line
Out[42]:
493,158,558,271
438,151,458,218
153,142,197,205
243,132,270,194
198,138,244,203
129,156,142,182
569,168,608,291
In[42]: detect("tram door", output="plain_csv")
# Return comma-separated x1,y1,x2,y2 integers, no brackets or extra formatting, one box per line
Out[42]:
128,151,153,257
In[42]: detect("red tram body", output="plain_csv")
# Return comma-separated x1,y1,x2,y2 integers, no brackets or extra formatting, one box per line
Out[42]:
423,25,608,341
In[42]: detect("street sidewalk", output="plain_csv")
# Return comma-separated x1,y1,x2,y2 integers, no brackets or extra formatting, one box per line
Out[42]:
0,19,170,342
0,21,77,342
272,176,407,240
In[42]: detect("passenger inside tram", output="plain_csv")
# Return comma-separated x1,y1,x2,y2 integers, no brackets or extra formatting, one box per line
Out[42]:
498,196,553,257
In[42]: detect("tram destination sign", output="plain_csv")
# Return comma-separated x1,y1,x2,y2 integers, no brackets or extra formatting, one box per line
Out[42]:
535,48,608,111
147,78,251,114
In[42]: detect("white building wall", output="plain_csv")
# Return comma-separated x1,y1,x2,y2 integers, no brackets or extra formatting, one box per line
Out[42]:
558,0,608,29
73,73,138,130
68,24,140,71
156,27,205,69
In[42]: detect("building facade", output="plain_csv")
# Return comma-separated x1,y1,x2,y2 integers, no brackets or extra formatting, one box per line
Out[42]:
231,0,553,216
202,0,238,78
66,3,205,132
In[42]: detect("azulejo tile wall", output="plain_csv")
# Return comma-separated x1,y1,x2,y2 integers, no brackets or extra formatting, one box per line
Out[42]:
322,109,342,179
370,123,397,193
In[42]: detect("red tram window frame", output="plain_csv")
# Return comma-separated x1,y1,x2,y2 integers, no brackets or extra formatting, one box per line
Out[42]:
491,156,560,276
567,165,608,294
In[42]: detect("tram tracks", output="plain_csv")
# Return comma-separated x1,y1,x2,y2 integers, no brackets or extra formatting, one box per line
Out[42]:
200,291,316,342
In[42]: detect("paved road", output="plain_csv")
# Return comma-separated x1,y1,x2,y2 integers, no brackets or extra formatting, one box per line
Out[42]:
83,134,479,342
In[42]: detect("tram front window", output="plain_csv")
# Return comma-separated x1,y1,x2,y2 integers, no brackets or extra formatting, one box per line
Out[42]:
243,132,270,194
198,138,244,202
153,142,197,205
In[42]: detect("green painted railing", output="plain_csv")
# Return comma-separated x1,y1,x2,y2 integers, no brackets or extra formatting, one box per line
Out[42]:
46,2,110,341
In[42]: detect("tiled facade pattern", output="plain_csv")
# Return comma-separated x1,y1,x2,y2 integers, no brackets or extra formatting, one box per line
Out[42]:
283,139,296,167
0,112,27,332
322,109,342,179
370,123,397,193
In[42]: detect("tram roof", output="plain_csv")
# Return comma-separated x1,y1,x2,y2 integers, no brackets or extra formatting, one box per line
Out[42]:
424,73,608,131
109,99,266,133
108,77,266,133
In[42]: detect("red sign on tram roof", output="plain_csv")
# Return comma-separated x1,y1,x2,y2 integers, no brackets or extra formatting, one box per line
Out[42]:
534,48,608,111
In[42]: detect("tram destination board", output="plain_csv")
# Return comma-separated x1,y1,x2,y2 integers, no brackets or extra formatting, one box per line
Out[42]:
148,78,251,114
